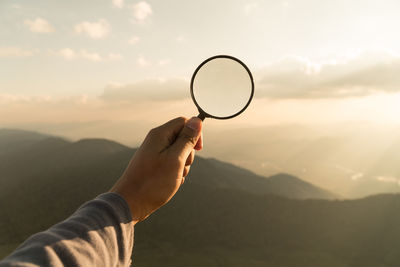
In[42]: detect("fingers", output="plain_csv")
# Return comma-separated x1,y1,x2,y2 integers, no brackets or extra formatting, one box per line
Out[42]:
147,117,187,149
159,117,187,131
194,132,203,151
182,151,194,184
169,117,202,160
185,150,195,166
158,117,187,144
183,165,190,178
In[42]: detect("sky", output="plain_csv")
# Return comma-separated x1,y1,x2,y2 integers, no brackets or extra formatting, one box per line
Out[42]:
1,0,400,144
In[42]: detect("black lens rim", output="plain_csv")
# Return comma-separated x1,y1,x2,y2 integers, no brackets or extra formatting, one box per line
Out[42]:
190,55,255,120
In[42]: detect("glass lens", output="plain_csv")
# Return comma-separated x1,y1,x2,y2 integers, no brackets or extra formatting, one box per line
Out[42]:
192,57,253,118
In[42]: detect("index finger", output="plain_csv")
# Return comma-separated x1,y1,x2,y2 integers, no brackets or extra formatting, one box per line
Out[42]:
156,117,188,146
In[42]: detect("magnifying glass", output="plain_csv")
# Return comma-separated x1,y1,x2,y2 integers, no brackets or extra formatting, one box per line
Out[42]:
190,55,254,121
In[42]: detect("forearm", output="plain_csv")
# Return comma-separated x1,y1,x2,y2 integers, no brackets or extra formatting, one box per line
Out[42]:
0,193,134,267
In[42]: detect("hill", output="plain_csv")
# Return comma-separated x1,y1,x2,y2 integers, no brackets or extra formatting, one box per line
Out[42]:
189,158,337,199
134,187,400,267
6,129,400,266
202,124,400,198
0,129,51,156
0,129,335,201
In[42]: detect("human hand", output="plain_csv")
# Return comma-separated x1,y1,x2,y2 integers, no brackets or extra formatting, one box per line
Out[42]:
110,117,203,224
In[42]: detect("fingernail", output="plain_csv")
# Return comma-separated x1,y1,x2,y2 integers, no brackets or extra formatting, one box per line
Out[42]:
186,117,202,131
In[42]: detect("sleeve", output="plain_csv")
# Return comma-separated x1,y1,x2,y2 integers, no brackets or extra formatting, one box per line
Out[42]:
0,192,134,267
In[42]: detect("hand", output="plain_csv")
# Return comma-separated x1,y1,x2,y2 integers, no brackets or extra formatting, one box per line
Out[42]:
110,117,203,224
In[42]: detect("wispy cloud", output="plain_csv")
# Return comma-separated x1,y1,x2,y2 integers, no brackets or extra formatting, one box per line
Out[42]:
176,36,185,43
376,176,400,186
256,51,400,99
137,55,150,66
57,48,122,62
24,17,55,33
0,46,35,58
244,2,258,16
158,59,171,66
0,94,89,105
108,53,123,60
112,0,124,8
100,78,187,103
74,19,110,39
80,50,103,62
58,48,76,60
128,36,140,45
351,173,364,181
136,56,170,67
131,1,152,23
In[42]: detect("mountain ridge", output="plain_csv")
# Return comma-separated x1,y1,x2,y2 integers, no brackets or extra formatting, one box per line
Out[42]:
0,128,337,200
2,129,400,266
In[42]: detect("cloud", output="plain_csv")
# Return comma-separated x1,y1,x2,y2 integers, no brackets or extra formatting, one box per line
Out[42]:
131,1,152,23
137,55,150,66
112,0,124,8
24,17,55,33
59,48,76,60
244,2,258,15
158,59,171,66
376,176,400,186
74,19,110,39
0,92,185,145
0,94,89,105
135,56,170,67
80,50,103,62
137,56,151,67
57,48,122,62
351,173,364,181
0,46,35,58
128,36,140,45
100,78,188,103
108,53,123,60
176,36,185,43
256,51,400,99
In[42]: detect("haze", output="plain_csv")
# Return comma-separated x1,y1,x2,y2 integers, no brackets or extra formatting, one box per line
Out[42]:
1,0,400,197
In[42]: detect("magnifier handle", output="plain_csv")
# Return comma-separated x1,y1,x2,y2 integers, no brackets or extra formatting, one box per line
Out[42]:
197,113,206,121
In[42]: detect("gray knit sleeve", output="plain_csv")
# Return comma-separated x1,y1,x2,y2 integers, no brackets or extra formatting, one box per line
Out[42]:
0,192,134,267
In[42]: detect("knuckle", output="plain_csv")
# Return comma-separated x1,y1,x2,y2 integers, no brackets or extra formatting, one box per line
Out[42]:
167,153,184,168
147,127,160,138
164,117,186,128
175,116,188,123
167,117,187,127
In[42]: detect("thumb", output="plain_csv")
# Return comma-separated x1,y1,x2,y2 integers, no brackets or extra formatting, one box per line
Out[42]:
169,117,202,159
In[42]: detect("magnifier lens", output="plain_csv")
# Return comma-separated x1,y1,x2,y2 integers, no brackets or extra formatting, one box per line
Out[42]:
191,56,254,119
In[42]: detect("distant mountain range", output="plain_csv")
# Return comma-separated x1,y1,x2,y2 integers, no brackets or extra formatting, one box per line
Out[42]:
2,129,400,266
0,128,337,201
202,124,400,198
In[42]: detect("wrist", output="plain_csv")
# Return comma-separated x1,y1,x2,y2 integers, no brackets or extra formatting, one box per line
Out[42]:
109,189,144,225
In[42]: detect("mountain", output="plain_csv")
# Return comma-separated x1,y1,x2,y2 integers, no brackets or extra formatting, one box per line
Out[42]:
189,158,337,199
0,129,50,155
202,124,400,198
133,188,400,267
6,129,400,266
0,128,335,200
0,129,336,247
